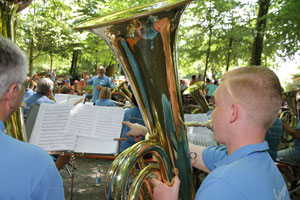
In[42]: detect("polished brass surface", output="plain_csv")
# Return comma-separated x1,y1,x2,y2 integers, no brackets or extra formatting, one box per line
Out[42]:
183,81,209,113
280,91,299,142
185,120,212,130
75,0,194,199
112,82,134,106
1,1,28,142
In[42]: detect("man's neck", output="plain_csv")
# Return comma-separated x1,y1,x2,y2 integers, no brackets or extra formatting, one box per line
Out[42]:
98,74,104,78
225,127,266,155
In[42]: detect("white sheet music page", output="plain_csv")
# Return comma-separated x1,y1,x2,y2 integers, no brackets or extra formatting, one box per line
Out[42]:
65,104,124,154
184,113,217,147
29,103,76,151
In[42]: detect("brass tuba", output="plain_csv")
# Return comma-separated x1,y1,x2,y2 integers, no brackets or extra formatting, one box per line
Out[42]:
75,0,194,199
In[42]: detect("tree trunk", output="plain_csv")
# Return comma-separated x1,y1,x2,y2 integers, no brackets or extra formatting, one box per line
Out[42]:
203,25,212,80
250,0,271,66
226,38,233,71
50,52,54,72
69,50,80,79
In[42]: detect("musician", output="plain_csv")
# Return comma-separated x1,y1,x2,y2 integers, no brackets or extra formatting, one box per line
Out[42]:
0,35,64,199
126,66,289,200
120,94,145,153
95,87,116,107
277,116,300,190
85,66,115,103
23,77,55,120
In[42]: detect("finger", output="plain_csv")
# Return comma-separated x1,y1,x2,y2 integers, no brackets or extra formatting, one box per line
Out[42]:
122,121,132,127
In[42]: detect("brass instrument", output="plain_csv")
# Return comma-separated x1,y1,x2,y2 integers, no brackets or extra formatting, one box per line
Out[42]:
280,91,299,142
183,81,209,113
112,81,134,106
1,0,32,142
185,120,212,130
75,0,194,199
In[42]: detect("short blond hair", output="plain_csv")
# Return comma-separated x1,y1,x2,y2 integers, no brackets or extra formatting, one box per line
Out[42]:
99,87,111,99
221,66,282,129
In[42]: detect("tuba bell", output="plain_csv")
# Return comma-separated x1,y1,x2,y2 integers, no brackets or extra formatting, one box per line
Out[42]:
75,0,194,199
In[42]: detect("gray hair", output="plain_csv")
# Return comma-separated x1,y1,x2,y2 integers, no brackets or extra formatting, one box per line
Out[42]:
0,35,28,100
36,78,54,95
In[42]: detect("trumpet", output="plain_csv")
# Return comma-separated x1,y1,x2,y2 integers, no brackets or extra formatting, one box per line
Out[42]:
75,0,194,199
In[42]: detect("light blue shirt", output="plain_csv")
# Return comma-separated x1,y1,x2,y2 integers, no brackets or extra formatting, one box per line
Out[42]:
87,75,114,102
23,93,55,120
0,121,64,199
196,142,289,200
205,84,217,96
119,106,145,152
95,98,116,107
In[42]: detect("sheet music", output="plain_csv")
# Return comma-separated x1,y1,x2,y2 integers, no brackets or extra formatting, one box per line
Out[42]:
29,103,77,151
184,114,217,147
65,104,124,140
54,94,84,105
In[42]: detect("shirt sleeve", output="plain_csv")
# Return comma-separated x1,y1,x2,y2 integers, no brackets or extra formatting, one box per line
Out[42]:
202,145,227,171
87,77,93,85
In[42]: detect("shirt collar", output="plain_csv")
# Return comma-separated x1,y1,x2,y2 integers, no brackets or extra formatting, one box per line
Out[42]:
215,141,269,168
0,120,4,132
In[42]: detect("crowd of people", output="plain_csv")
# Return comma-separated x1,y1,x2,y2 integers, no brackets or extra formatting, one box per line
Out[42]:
1,34,300,199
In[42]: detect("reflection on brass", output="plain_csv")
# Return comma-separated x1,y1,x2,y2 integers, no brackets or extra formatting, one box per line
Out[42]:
75,0,194,199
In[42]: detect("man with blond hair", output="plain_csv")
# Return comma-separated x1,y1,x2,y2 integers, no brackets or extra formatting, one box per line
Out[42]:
0,35,64,199
127,66,289,199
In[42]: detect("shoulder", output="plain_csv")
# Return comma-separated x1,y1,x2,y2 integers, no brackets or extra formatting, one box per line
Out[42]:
35,96,54,104
202,146,227,170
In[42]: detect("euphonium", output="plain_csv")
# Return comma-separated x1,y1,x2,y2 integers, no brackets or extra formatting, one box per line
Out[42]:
280,91,299,142
112,82,134,106
183,81,209,113
75,0,194,199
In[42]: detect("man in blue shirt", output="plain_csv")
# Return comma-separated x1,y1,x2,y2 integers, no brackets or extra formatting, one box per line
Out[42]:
86,66,115,103
0,35,64,199
119,95,145,152
127,66,289,200
23,77,55,120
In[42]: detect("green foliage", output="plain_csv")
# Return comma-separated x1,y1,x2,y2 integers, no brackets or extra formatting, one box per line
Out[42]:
14,0,300,81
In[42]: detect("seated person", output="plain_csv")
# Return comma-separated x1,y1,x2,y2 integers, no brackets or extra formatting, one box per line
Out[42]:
277,117,300,189
23,79,35,99
265,117,283,161
23,78,55,120
119,95,145,153
95,87,116,107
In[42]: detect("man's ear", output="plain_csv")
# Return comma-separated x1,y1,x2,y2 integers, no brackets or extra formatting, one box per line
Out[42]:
4,83,19,108
229,103,239,123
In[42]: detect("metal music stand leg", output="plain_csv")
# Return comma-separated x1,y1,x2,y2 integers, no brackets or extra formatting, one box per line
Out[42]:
70,154,75,200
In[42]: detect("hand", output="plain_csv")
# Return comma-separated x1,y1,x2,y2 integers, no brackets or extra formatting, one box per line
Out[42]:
152,176,180,200
123,121,147,138
96,85,103,90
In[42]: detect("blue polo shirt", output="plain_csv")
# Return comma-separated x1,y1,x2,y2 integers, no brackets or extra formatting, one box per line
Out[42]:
0,121,64,199
119,106,145,152
196,142,289,200
23,93,55,120
87,75,114,102
95,98,116,107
